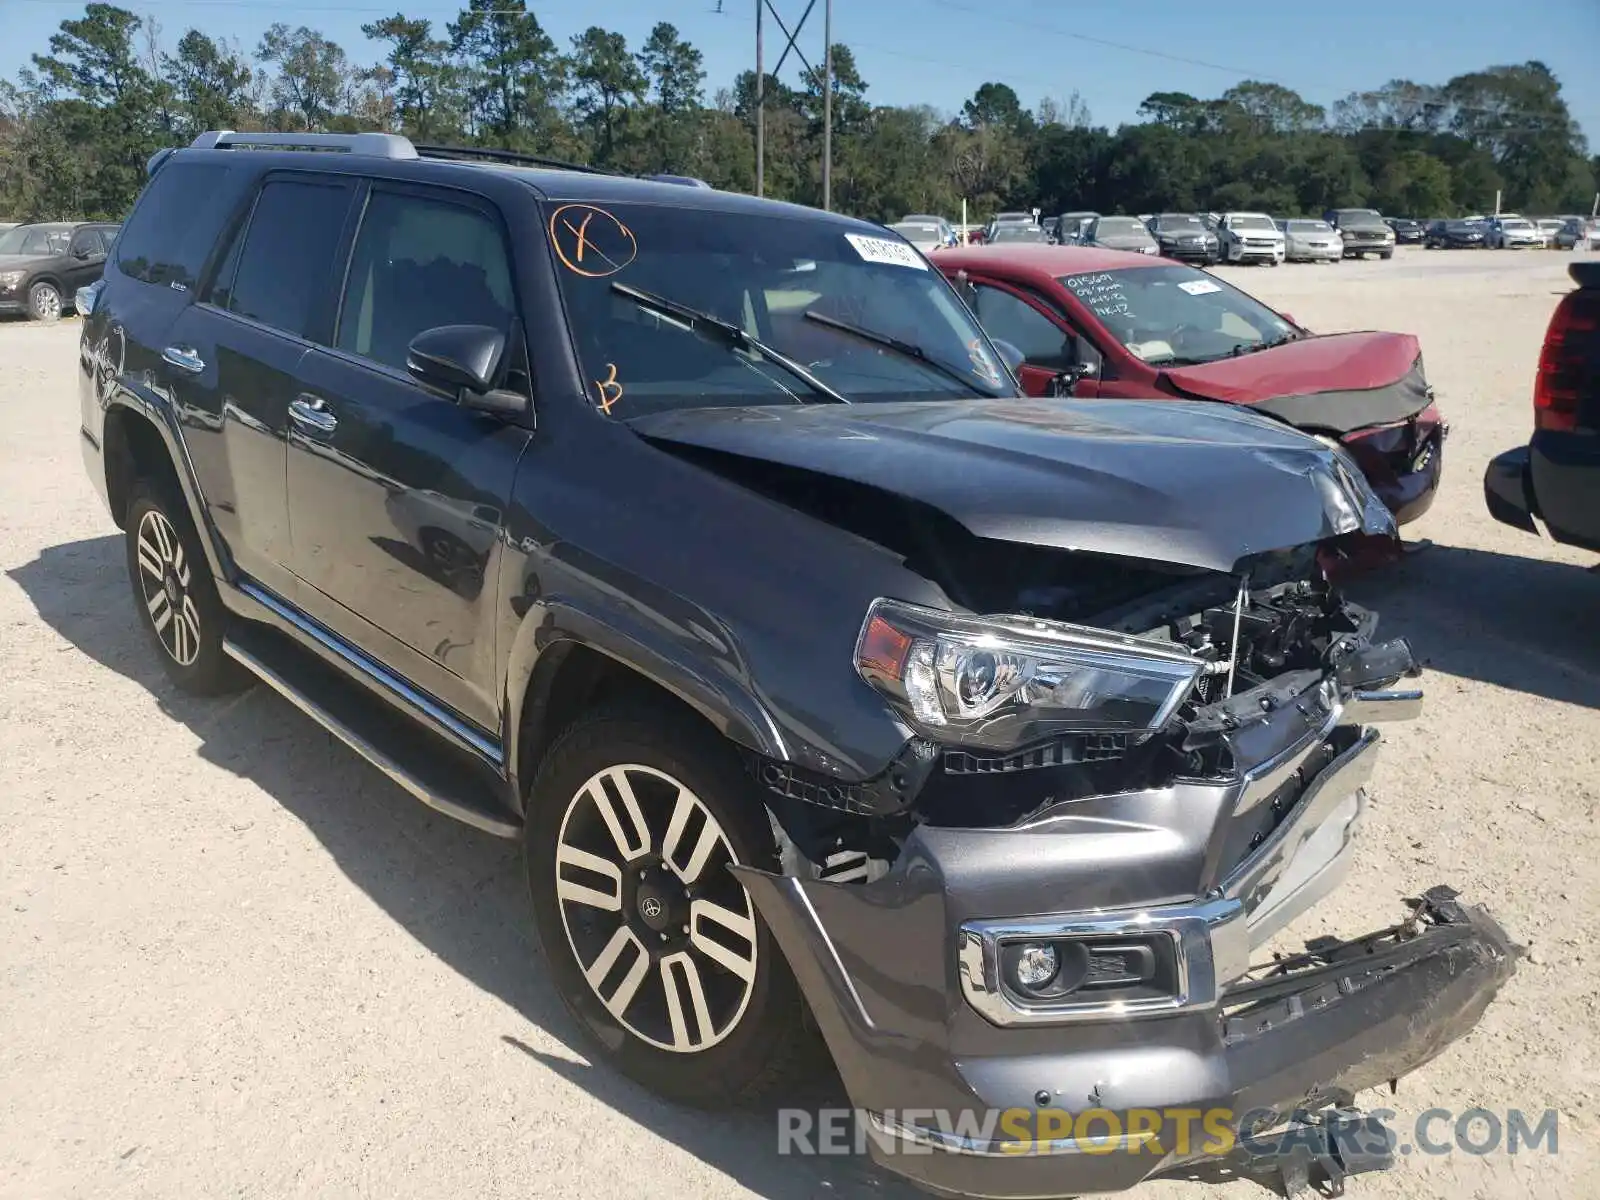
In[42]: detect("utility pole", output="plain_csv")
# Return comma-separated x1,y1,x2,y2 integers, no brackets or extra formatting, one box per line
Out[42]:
821,0,833,211
755,0,765,197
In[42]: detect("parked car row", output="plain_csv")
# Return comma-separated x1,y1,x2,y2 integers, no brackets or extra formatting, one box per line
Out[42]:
87,130,1516,1200
1421,213,1597,250
0,220,122,321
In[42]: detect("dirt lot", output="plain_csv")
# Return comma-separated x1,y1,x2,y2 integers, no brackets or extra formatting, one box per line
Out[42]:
2,249,1597,1200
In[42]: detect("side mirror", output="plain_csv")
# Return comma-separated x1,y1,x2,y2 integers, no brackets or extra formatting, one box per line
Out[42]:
406,324,527,417
990,338,1026,376
1281,312,1298,327
72,246,93,261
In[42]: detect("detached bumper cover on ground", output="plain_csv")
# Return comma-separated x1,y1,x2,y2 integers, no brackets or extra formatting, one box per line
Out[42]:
735,656,1519,1199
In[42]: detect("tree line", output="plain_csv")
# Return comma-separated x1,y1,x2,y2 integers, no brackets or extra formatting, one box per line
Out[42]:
2,1,1596,225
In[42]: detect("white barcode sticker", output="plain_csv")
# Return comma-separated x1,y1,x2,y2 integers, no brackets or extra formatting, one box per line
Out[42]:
1178,279,1222,296
845,233,929,270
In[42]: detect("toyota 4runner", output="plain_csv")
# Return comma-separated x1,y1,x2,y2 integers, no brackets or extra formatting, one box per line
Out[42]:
79,130,1517,1198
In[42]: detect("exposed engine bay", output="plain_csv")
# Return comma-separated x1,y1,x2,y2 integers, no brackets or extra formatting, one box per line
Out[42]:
751,523,1411,880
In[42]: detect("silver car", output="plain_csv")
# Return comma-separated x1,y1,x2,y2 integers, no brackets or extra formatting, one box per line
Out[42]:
1278,218,1343,263
1553,216,1594,250
1486,215,1541,249
888,220,947,253
1081,214,1159,255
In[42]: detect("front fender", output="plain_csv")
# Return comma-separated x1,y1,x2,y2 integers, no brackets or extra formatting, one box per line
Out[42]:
501,591,792,804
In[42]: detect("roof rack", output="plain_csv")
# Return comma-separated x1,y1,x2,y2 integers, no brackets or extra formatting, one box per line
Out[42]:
190,130,419,159
410,143,618,176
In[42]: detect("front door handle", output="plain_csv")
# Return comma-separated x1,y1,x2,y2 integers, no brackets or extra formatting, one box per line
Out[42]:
162,345,205,374
288,394,338,436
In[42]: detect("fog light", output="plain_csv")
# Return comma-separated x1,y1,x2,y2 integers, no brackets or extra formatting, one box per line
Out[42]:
1012,943,1059,991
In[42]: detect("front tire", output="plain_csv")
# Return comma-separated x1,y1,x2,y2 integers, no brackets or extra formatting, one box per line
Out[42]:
525,703,818,1107
27,281,62,323
124,482,249,695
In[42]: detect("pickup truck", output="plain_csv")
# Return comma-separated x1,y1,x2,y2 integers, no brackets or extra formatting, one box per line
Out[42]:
1485,260,1600,555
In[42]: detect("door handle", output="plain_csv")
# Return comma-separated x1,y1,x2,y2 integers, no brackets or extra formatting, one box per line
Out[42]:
162,345,205,374
288,394,338,435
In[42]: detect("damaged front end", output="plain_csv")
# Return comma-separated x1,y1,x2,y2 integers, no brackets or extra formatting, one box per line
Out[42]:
735,551,1516,1199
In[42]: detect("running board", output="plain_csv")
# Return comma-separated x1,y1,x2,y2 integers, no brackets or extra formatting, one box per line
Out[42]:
223,627,521,840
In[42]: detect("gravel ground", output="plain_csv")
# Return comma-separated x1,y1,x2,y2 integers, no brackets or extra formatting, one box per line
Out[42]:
2,248,1597,1200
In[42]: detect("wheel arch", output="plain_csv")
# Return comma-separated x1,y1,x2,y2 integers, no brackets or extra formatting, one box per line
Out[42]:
99,397,231,584
26,272,64,296
507,631,781,816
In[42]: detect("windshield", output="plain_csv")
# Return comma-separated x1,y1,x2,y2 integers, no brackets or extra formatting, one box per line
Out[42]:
1155,214,1204,230
890,222,942,247
0,224,72,256
1094,217,1147,238
1227,215,1276,231
545,201,1010,417
990,225,1047,243
1059,263,1296,366
1333,210,1385,229
1287,220,1333,232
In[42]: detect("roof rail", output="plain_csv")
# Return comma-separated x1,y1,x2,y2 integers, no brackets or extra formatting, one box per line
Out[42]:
411,143,618,176
189,130,419,159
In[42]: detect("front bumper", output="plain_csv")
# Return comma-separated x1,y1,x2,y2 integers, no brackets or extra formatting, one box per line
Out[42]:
1342,239,1392,255
738,660,1511,1198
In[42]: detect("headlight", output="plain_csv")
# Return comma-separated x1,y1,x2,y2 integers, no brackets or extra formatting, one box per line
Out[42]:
0,270,24,288
854,598,1202,750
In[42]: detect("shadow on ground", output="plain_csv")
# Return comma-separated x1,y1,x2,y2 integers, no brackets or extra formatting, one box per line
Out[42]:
6,533,916,1200
8,534,1597,1199
1345,541,1600,710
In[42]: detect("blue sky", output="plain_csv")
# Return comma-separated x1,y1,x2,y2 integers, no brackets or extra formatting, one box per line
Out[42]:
5,0,1598,141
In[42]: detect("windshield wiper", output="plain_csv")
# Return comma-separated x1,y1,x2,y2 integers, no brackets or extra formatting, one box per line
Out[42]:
1230,332,1298,357
608,281,850,405
802,310,1001,396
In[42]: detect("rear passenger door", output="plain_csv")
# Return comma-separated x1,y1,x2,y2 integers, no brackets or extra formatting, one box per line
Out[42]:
286,180,532,734
159,173,357,598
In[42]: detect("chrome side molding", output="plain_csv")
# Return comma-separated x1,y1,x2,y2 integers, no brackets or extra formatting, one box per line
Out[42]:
1345,687,1425,725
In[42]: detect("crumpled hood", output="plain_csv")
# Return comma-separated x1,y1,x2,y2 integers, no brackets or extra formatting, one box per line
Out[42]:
1161,331,1432,435
630,397,1396,574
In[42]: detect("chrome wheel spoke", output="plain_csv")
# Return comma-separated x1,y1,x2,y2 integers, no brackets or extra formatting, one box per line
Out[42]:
662,786,720,885
585,925,651,1019
689,898,758,984
587,767,652,863
136,534,164,583
556,844,624,911
660,952,715,1051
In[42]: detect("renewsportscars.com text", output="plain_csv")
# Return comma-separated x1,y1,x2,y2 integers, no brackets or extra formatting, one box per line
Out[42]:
777,1106,1560,1159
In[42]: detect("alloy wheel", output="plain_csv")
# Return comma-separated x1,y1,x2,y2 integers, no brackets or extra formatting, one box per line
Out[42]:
134,509,202,666
31,285,61,321
554,763,758,1053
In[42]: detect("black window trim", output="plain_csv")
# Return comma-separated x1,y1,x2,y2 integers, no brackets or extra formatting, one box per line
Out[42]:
196,169,359,347
319,176,531,399
969,277,1106,375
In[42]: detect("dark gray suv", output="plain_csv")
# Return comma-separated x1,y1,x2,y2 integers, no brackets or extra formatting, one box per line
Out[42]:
78,130,1515,1199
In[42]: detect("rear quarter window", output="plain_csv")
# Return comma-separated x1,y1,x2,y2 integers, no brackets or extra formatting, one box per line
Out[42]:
114,161,239,293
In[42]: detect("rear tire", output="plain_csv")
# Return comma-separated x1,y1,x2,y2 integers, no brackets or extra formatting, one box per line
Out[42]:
525,702,820,1108
124,482,250,696
27,281,61,323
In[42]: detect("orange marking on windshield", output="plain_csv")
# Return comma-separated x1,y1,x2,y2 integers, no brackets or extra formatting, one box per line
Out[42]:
595,363,624,413
549,204,638,278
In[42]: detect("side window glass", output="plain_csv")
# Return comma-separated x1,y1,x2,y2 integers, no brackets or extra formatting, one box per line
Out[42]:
336,190,515,374
973,285,1068,368
227,179,352,338
69,230,98,258
114,162,234,292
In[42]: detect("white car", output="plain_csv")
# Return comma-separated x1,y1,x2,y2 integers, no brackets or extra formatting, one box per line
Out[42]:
1215,212,1286,265
1535,218,1564,248
1486,215,1542,249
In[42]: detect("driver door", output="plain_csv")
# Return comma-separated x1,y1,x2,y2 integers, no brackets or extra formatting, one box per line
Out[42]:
967,280,1101,397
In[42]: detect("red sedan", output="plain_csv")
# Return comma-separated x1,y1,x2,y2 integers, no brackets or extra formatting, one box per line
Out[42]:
938,244,1446,525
